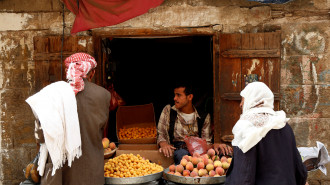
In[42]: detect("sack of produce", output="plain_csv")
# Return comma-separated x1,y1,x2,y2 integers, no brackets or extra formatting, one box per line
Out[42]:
184,136,208,156
298,141,330,175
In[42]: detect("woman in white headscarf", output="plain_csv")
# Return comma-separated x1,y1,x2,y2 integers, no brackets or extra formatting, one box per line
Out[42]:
225,82,307,185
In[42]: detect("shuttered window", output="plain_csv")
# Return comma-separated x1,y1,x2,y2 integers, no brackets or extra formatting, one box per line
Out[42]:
216,32,281,143
33,36,94,91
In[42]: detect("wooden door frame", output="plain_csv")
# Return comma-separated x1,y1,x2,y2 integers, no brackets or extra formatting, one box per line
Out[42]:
92,27,222,143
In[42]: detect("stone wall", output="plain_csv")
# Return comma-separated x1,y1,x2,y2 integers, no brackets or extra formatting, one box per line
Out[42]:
0,0,329,184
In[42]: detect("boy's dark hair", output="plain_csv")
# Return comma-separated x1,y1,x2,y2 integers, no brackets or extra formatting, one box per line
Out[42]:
174,80,193,95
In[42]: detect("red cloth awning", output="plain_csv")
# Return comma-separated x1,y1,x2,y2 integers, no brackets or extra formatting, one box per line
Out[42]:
63,0,164,34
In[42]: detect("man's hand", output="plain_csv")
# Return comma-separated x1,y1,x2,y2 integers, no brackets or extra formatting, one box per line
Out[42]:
159,141,176,158
213,143,233,156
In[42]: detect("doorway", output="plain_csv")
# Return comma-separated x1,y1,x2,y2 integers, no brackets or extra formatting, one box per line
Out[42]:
102,36,214,142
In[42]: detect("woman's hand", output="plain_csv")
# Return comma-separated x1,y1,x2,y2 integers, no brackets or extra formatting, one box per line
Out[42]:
213,143,233,156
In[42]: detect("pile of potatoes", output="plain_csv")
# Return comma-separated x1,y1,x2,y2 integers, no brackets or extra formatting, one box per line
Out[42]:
118,126,157,139
167,149,232,177
104,154,163,178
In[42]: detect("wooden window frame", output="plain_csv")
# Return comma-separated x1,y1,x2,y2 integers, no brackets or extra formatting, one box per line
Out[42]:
92,28,223,143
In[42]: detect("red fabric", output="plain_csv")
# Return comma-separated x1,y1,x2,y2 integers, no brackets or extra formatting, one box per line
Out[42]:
63,0,164,34
64,52,97,95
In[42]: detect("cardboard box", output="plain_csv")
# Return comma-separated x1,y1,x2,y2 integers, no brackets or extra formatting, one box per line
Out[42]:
115,149,174,169
116,103,157,144
118,144,158,150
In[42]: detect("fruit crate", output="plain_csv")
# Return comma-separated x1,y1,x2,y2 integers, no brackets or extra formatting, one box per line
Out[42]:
116,103,157,144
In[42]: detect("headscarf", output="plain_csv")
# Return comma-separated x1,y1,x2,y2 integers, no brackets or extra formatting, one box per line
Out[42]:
64,53,97,95
240,82,275,115
231,82,288,153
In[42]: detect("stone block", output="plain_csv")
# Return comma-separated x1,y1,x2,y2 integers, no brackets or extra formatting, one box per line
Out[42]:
0,60,33,89
1,121,14,149
2,179,23,185
307,180,321,185
308,119,330,147
288,119,310,147
1,88,36,149
0,0,61,12
316,85,330,118
307,163,330,183
0,32,34,61
290,118,329,151
281,55,329,86
281,25,327,56
321,180,330,185
313,0,330,10
0,88,35,120
281,56,304,85
280,85,323,117
13,120,35,148
1,148,31,181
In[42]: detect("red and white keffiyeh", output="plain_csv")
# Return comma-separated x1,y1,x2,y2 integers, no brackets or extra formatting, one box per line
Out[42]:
64,53,97,95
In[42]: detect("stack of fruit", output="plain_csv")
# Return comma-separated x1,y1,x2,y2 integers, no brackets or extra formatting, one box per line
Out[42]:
118,126,157,140
167,148,232,177
104,154,164,178
102,137,116,154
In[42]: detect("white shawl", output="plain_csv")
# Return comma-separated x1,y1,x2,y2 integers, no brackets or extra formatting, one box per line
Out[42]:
26,81,82,176
232,82,288,153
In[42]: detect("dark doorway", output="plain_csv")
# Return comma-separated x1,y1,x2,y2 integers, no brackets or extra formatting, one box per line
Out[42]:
103,36,213,142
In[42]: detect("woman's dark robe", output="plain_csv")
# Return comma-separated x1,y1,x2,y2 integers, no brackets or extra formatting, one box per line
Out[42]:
226,124,307,185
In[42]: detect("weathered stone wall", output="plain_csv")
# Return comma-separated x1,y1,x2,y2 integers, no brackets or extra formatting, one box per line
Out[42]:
0,0,329,184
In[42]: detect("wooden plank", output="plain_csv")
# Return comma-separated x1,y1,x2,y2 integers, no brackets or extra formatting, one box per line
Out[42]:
221,92,280,100
219,33,242,144
251,33,265,50
264,32,281,111
34,52,77,60
93,36,102,86
221,49,280,58
241,33,264,88
34,35,93,92
35,60,65,91
37,36,92,53
220,33,241,50
213,33,221,143
242,33,250,50
33,36,49,53
242,33,265,50
49,36,62,53
264,32,281,49
93,27,216,37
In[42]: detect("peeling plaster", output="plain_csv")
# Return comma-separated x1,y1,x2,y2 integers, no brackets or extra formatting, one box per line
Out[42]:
295,56,320,115
0,126,2,184
78,39,87,48
268,60,273,78
0,13,33,31
232,73,238,87
281,33,295,61
27,61,34,93
300,58,311,109
318,70,330,82
0,61,4,89
312,64,320,113
0,34,16,59
294,31,325,55
247,59,260,74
